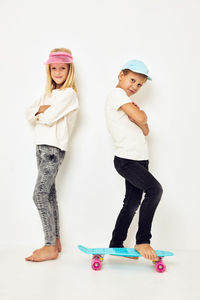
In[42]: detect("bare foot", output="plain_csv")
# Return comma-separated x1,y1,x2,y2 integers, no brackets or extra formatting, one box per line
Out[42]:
25,245,58,262
33,239,62,254
134,244,159,261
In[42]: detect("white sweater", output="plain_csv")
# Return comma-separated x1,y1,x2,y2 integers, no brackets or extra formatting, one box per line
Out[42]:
26,88,79,151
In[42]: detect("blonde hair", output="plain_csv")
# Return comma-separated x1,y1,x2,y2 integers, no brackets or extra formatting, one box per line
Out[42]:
45,48,78,95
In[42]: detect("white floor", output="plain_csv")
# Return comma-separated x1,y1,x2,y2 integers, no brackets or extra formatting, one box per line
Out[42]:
0,245,199,300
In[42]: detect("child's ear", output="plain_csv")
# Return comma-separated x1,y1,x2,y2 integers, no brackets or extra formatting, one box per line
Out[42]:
118,71,124,81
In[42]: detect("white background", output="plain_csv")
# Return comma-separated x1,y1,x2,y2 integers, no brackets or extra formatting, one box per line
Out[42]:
0,0,200,253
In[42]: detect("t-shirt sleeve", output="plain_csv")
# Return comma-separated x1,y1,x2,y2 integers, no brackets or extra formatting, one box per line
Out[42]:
37,89,79,126
110,89,131,110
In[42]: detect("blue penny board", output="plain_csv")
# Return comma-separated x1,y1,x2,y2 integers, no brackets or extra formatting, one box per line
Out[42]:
78,245,174,257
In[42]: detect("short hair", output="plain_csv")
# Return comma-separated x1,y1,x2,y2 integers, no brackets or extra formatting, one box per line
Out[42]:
45,48,78,95
122,69,147,80
122,69,131,75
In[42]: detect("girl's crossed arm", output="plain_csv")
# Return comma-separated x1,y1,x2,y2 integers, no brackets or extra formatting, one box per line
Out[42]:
36,89,78,126
35,105,51,116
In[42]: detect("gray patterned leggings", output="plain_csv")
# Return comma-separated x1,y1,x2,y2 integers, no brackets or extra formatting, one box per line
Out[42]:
33,145,65,246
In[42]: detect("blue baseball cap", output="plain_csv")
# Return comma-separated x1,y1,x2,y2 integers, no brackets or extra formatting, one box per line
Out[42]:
122,59,152,80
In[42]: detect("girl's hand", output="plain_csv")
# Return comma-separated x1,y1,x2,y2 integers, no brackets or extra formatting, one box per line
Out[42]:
35,105,51,115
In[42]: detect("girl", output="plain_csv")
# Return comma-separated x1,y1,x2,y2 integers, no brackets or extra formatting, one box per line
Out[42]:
25,48,79,262
105,60,163,261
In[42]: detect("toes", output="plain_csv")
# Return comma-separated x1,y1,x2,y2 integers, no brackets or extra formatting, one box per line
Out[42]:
150,254,155,261
152,254,158,261
26,255,44,262
147,254,151,260
134,245,159,261
25,256,34,261
32,258,43,262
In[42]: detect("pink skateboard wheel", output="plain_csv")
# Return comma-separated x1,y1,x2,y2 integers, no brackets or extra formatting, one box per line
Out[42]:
155,260,166,273
91,255,102,271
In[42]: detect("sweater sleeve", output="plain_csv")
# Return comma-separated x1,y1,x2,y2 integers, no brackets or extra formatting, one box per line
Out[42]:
25,97,42,125
37,89,79,126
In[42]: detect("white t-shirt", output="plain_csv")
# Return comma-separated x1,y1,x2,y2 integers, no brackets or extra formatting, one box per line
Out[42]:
105,87,149,160
26,88,79,151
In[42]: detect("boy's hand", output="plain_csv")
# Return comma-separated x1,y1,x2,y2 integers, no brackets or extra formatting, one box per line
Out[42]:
128,102,140,123
128,116,149,136
127,102,149,136
35,105,51,116
128,116,136,123
141,123,149,136
131,101,140,109
121,102,147,126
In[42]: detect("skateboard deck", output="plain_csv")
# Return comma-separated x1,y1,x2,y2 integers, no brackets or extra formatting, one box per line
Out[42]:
78,245,174,273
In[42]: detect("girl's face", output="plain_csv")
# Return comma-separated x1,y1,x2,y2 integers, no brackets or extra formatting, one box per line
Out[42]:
117,71,147,97
50,63,69,88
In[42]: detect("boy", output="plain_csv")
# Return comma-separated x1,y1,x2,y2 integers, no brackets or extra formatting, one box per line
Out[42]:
105,60,163,261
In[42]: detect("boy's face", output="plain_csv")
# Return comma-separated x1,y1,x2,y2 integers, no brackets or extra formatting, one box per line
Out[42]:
117,70,147,97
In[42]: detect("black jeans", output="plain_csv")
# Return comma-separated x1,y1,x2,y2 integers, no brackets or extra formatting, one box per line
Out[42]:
109,156,163,247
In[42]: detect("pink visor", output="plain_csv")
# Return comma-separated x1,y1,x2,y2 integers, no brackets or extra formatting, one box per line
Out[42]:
45,52,73,64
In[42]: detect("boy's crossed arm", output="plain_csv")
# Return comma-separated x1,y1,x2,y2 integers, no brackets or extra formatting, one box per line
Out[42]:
121,102,149,136
136,123,149,136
